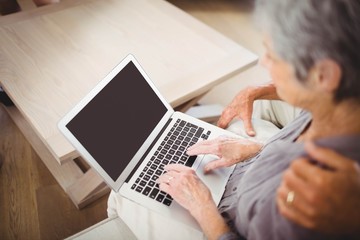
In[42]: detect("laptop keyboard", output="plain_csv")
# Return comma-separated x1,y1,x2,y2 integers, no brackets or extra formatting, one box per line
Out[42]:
131,119,211,206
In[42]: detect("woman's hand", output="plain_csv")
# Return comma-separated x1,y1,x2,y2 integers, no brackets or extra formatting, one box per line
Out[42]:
157,164,213,214
157,164,231,240
217,83,279,136
186,136,262,173
217,86,257,135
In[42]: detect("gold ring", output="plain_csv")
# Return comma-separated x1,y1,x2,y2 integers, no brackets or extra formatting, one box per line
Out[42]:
286,191,295,205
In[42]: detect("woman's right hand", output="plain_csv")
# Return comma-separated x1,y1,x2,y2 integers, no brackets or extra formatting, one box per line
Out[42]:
186,136,262,173
217,83,279,136
217,86,257,136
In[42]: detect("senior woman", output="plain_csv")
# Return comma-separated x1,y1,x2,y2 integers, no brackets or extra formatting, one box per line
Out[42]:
108,0,360,239
156,0,360,239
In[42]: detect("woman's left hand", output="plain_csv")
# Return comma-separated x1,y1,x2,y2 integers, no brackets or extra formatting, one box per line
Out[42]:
187,136,262,173
157,164,215,217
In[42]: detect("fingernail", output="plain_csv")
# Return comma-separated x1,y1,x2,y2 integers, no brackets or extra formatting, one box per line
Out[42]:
248,130,255,136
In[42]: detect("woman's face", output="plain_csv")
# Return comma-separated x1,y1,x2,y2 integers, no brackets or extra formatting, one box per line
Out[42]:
260,35,316,109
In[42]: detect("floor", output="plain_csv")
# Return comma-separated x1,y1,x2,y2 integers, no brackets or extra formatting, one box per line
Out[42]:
0,103,109,240
0,0,269,239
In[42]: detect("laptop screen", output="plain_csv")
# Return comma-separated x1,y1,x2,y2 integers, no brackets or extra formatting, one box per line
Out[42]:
66,61,167,181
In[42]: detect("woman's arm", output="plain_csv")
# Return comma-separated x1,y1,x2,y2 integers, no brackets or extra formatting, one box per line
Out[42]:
191,199,231,240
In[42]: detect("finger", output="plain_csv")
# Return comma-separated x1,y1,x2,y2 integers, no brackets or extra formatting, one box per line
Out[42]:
305,141,353,170
290,158,328,182
186,139,221,155
277,190,315,229
240,104,256,136
279,169,318,216
243,118,256,137
217,110,236,129
157,172,175,184
204,158,230,173
187,138,220,149
282,167,311,197
158,182,171,194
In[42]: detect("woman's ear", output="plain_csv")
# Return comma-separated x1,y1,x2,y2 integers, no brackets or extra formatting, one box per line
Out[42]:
312,59,342,93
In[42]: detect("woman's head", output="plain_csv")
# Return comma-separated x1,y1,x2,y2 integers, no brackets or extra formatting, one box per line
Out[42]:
256,0,360,104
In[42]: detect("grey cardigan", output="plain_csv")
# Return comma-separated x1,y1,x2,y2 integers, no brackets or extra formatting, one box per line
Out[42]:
218,111,360,240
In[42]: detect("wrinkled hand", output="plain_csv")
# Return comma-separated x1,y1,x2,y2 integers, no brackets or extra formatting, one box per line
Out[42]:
277,142,360,234
217,87,256,136
157,164,231,239
157,164,214,215
186,136,262,173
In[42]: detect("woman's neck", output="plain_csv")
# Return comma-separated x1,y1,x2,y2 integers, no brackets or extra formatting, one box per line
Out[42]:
299,100,360,141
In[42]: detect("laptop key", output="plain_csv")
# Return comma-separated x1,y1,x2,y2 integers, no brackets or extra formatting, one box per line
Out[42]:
180,120,186,127
143,187,151,196
163,198,172,206
189,141,196,146
195,127,204,137
185,155,197,167
156,194,165,202
136,186,143,193
150,188,159,199
148,181,155,187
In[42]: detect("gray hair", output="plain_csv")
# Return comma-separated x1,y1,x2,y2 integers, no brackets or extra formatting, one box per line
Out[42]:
255,0,360,102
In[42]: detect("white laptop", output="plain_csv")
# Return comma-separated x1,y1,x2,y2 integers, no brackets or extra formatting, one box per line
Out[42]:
58,54,238,230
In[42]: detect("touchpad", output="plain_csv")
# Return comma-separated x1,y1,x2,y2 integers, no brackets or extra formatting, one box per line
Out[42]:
195,154,233,204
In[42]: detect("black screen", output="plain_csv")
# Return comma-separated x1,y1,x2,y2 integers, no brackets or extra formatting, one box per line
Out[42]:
66,61,167,181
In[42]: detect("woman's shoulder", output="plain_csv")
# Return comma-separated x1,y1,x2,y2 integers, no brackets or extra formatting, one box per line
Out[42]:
315,135,360,163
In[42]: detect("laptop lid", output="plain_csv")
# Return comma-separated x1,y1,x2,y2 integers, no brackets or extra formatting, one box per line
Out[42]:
58,54,174,191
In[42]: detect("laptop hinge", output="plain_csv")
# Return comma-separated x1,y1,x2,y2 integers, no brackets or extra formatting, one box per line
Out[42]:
125,118,173,183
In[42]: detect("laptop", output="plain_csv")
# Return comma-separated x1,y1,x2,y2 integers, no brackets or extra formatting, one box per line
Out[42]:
58,54,239,230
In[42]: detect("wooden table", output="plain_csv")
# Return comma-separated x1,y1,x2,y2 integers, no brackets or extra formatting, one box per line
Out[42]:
0,0,257,208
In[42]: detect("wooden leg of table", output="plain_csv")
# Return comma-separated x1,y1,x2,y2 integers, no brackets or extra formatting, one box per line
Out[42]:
67,168,110,209
2,104,109,209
